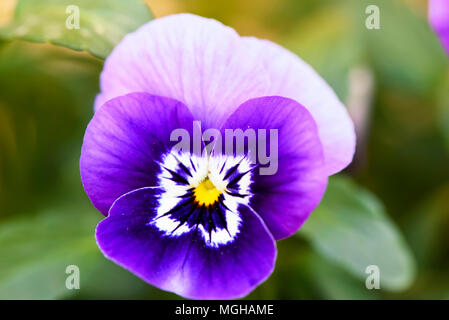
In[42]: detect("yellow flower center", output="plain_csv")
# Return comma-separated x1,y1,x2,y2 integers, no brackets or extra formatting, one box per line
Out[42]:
193,177,221,207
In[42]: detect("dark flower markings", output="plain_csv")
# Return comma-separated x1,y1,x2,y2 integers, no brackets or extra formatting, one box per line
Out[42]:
155,155,255,244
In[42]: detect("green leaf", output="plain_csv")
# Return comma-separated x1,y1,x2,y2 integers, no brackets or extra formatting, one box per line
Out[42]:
405,184,449,269
302,250,381,300
0,0,153,59
0,206,102,299
299,176,416,291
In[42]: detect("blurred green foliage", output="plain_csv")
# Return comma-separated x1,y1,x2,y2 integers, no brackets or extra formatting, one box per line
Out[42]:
0,0,153,58
300,177,415,291
0,0,448,299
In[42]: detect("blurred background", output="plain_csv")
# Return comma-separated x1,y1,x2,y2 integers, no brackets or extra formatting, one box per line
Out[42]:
0,0,448,299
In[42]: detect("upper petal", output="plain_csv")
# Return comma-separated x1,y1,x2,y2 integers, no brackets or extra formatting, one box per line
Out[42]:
96,13,355,176
221,96,328,240
80,93,195,215
96,187,276,299
242,37,356,175
429,0,449,55
95,13,270,128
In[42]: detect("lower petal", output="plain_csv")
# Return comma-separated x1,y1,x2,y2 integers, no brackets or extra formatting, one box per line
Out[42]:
96,187,277,300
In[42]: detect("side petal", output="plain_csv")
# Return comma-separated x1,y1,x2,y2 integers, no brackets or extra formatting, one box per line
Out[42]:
429,0,449,55
221,96,328,240
95,13,270,128
80,93,195,215
242,37,356,175
96,187,277,300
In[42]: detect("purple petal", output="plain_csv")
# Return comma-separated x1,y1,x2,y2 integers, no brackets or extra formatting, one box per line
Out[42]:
429,0,449,55
96,187,277,300
221,96,328,240
241,37,356,176
95,14,355,176
95,13,270,129
80,93,195,215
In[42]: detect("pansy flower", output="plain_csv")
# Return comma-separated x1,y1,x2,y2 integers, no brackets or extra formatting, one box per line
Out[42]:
80,14,355,299
429,0,449,55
